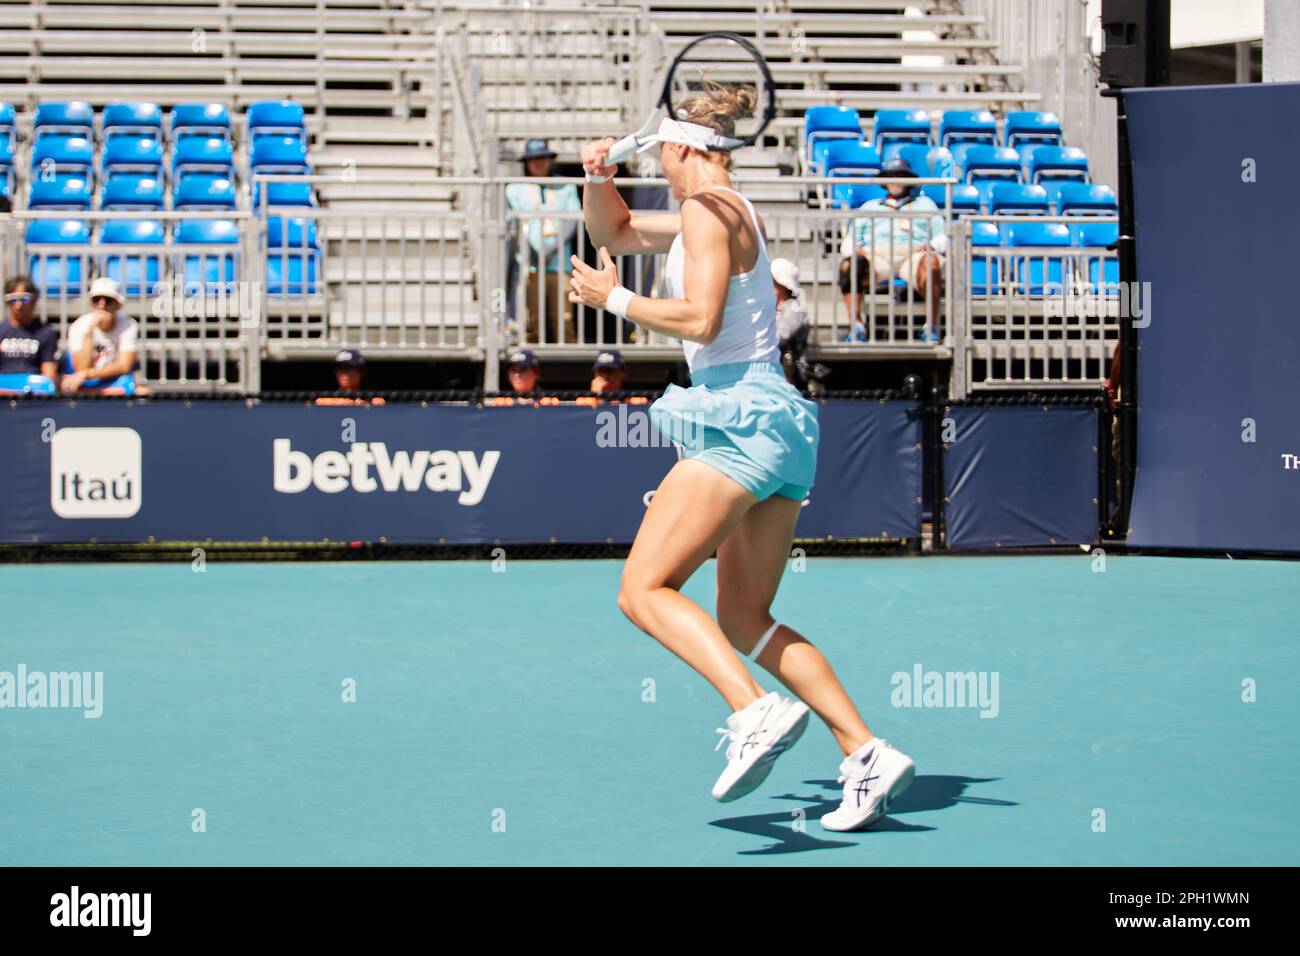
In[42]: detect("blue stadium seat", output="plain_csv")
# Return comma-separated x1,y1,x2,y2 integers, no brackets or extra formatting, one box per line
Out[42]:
33,101,94,139
28,174,93,209
955,145,1022,208
102,173,165,210
0,136,12,194
839,183,886,209
251,179,316,209
988,182,1050,215
247,100,306,138
883,143,954,179
969,221,1003,295
171,103,232,140
174,173,237,210
0,102,14,139
939,109,997,147
954,144,1021,183
250,135,310,174
101,134,164,175
1008,221,1070,294
30,135,94,175
921,182,981,216
1027,145,1089,183
266,215,321,296
1057,181,1118,216
1068,221,1118,247
176,219,239,291
804,105,862,173
923,145,955,179
26,219,91,297
1070,221,1120,292
872,109,931,151
102,103,163,137
1003,110,1063,150
100,219,165,296
173,135,235,175
822,140,881,208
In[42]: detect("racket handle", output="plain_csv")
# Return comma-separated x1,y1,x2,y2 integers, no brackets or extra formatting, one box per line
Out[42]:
605,134,641,167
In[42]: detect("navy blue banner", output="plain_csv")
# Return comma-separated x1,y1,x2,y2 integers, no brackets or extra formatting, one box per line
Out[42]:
1125,82,1300,552
944,405,1099,549
0,399,922,545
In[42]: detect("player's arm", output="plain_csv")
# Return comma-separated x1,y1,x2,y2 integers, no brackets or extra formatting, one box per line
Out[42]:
570,196,729,344
580,137,680,256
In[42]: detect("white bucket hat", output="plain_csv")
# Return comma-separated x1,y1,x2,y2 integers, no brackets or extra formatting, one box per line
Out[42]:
770,257,801,295
88,276,125,304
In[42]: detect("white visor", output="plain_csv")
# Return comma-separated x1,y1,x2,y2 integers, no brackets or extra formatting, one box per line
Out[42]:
638,118,728,154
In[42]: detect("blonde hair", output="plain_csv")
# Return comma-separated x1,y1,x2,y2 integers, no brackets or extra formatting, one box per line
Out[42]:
674,79,756,170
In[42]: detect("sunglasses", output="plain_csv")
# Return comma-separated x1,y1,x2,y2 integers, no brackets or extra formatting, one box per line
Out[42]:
4,293,33,304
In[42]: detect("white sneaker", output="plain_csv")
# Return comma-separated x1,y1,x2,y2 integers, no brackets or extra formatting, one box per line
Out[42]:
711,691,810,802
820,738,915,831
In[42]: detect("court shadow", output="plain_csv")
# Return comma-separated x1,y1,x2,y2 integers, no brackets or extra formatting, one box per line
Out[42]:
710,775,1015,856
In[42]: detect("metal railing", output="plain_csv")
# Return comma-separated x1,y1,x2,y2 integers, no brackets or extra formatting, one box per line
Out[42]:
0,177,1118,400
429,2,656,152
0,211,260,392
490,175,957,371
952,213,1119,398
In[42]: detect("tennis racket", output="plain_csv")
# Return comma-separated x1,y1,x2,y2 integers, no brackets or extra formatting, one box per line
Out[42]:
604,31,775,167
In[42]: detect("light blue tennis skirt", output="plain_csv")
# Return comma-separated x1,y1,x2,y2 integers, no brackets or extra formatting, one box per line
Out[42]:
649,360,820,501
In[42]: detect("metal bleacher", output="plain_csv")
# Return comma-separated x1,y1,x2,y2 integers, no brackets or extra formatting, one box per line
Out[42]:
0,0,1110,396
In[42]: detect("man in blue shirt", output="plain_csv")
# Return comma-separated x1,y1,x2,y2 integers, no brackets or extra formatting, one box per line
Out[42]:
838,158,946,339
0,276,58,392
505,139,581,346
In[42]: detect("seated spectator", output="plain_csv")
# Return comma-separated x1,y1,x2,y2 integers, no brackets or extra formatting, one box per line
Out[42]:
0,275,58,395
771,257,816,393
488,348,558,406
505,139,580,347
838,157,945,340
315,348,384,405
507,348,540,393
579,349,646,405
61,278,139,394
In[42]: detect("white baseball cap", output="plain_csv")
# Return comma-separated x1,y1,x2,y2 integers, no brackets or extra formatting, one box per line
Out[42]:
88,276,125,304
770,257,800,294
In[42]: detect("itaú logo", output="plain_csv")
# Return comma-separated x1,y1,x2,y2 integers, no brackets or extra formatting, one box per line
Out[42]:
272,439,499,505
50,428,142,519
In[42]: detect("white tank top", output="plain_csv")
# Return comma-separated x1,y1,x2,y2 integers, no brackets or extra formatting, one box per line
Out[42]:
662,186,781,374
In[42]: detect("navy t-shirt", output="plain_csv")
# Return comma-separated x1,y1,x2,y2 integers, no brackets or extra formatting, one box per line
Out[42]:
0,320,59,375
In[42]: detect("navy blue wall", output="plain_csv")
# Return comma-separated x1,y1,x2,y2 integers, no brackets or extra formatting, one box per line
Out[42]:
1126,82,1300,552
0,399,923,545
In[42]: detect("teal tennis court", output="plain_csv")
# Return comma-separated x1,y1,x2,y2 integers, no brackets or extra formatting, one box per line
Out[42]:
2,555,1296,866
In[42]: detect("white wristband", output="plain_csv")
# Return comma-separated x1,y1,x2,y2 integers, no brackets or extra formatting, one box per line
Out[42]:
605,285,634,319
585,172,610,184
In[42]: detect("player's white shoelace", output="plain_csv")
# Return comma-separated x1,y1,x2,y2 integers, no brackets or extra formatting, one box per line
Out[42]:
714,699,778,761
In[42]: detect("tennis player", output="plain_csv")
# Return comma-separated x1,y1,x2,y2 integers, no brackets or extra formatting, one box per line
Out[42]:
569,83,915,830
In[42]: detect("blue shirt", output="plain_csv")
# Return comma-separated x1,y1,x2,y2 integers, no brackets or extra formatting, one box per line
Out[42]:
851,193,944,252
0,320,58,374
505,182,582,273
